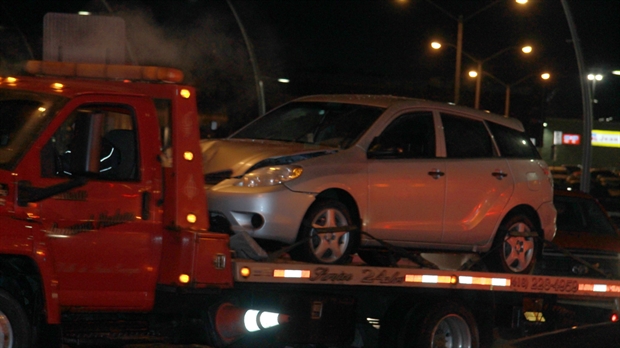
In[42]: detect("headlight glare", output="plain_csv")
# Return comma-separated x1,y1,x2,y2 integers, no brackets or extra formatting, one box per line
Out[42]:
238,165,303,187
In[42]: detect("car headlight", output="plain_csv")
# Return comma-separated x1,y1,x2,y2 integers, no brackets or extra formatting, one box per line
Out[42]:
237,165,303,187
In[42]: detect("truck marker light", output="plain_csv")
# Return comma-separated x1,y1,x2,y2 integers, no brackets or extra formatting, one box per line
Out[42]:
273,269,310,278
51,82,64,90
239,267,251,278
459,276,510,287
180,89,191,98
183,151,194,161
611,313,618,322
179,274,190,283
593,284,607,292
38,107,46,112
405,275,453,284
5,77,17,83
186,213,197,224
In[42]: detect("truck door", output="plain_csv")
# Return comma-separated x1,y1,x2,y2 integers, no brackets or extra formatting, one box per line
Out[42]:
35,95,163,309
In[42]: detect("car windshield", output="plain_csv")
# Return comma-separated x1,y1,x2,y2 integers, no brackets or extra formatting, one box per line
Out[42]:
231,101,385,149
0,89,68,170
554,194,618,236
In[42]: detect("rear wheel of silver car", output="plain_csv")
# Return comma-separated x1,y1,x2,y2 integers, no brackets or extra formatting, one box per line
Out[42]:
486,213,538,274
291,199,356,264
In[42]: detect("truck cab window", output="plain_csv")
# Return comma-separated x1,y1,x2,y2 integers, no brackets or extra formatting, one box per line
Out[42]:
42,104,138,181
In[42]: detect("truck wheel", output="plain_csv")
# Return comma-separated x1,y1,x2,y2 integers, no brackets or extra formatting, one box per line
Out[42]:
379,299,480,348
413,301,480,348
0,289,30,348
406,301,479,348
291,199,356,264
486,213,538,274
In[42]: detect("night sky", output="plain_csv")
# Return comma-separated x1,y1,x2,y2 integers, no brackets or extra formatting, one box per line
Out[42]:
1,0,619,135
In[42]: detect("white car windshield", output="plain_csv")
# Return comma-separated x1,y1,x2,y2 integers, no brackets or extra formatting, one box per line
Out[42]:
231,102,384,149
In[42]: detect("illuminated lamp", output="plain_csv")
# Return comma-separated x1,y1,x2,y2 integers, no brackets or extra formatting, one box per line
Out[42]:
180,89,191,98
239,267,251,278
186,214,197,224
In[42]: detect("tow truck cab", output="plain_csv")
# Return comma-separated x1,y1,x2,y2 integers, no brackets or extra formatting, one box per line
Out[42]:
0,61,232,329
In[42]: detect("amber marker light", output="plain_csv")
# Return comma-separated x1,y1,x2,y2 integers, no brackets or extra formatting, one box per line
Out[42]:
180,89,191,98
187,213,197,224
6,77,17,83
183,151,194,161
240,267,251,278
51,82,64,90
179,274,190,283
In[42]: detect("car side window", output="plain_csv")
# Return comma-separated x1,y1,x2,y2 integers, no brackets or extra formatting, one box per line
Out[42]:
41,104,138,181
441,113,494,158
369,111,435,159
486,122,541,159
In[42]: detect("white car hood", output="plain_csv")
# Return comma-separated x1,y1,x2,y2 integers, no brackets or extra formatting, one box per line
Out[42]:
201,138,336,178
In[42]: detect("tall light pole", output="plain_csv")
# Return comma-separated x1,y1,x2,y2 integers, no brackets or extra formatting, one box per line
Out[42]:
469,71,550,116
431,43,532,109
227,0,266,116
423,0,528,104
473,45,532,109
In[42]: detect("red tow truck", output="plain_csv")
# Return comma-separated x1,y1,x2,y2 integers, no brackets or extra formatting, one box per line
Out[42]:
1,60,619,348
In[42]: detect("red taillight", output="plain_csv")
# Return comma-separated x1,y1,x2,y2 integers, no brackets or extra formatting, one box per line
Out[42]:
611,313,619,322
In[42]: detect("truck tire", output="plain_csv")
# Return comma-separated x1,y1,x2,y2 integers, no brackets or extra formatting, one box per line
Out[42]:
380,300,479,348
406,300,479,348
291,199,356,264
0,289,30,348
486,213,538,274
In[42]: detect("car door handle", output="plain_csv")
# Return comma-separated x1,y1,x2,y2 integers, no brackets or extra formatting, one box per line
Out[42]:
492,170,508,180
428,169,445,180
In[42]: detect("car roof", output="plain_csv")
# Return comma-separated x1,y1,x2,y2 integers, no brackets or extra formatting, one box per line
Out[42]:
293,94,525,131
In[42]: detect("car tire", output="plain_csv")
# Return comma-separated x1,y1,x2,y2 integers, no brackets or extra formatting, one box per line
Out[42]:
291,199,356,264
357,249,401,267
0,289,31,348
486,213,539,274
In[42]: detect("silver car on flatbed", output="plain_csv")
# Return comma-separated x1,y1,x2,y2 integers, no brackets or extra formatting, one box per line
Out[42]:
202,95,556,274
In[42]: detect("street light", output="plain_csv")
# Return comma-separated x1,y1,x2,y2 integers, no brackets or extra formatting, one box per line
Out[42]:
423,0,528,104
434,42,533,109
587,73,603,103
472,45,533,110
469,71,550,116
